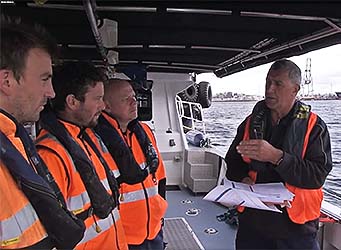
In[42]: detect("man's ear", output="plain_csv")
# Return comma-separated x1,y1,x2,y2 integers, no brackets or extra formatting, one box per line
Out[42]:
0,69,13,95
104,99,111,111
65,94,79,110
294,84,300,95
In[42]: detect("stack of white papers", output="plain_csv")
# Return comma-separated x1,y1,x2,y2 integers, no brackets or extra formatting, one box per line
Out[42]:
203,179,294,213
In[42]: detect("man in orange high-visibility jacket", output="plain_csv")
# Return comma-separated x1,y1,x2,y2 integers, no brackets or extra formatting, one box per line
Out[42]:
36,62,128,250
225,59,332,249
95,79,167,250
0,19,58,249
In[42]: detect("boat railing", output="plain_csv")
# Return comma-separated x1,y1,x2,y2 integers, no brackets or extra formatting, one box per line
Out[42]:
323,187,341,209
175,95,206,134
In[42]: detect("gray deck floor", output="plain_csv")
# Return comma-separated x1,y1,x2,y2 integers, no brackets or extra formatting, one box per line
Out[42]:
165,187,237,250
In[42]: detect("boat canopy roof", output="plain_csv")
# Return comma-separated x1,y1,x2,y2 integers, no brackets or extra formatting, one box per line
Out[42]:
3,1,341,77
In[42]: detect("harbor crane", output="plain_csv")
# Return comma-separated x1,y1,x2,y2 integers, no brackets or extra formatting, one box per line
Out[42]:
302,58,314,97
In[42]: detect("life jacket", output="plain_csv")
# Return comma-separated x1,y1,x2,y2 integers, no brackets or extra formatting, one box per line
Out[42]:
82,130,120,211
95,112,167,245
38,111,116,218
36,112,127,250
0,111,85,249
95,112,159,185
240,101,322,224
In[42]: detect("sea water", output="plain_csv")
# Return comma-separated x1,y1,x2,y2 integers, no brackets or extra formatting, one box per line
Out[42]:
203,100,341,206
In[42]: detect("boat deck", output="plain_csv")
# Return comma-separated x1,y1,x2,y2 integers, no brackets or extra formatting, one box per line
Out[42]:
164,187,237,250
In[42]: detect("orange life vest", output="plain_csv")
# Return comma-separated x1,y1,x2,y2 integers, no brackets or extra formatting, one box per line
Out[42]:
36,121,127,250
0,112,48,249
240,112,322,224
100,113,168,245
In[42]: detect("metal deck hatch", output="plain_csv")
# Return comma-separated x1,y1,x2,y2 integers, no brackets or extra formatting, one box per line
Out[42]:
164,217,205,250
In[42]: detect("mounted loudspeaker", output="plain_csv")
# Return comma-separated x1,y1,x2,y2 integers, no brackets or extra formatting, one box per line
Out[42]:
98,19,119,65
107,50,119,65
98,19,118,48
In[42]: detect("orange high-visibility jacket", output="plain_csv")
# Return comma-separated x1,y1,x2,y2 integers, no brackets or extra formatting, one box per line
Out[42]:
100,113,168,245
36,120,127,250
0,112,48,249
241,112,322,224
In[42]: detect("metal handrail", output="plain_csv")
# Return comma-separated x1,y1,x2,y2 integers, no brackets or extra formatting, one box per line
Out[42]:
176,95,206,134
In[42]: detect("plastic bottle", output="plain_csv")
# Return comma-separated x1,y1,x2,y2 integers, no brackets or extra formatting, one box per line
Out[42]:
186,130,205,147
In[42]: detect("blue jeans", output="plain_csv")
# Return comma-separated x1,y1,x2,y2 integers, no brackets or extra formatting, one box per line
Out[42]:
236,226,320,249
128,229,164,250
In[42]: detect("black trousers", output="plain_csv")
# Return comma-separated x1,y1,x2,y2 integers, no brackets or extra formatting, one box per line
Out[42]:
128,229,164,250
236,223,320,250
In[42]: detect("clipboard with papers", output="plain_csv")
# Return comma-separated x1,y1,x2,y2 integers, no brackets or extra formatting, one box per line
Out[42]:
203,178,295,213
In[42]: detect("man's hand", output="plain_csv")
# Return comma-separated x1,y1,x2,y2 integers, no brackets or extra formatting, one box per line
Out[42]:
241,177,255,185
236,139,283,165
264,200,292,208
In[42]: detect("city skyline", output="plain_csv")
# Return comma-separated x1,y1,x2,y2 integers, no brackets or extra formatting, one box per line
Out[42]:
197,44,341,96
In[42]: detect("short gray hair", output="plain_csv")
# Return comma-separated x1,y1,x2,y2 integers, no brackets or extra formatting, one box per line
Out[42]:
269,59,301,85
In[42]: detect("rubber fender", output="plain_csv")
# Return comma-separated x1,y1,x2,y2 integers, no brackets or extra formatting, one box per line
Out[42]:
197,81,212,108
178,84,198,102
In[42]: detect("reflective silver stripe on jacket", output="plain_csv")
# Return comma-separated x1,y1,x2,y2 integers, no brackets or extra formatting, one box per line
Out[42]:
0,203,47,242
95,133,109,153
111,169,120,178
93,132,121,178
36,133,77,172
78,207,120,244
139,162,146,170
67,178,111,211
120,185,158,204
139,162,153,174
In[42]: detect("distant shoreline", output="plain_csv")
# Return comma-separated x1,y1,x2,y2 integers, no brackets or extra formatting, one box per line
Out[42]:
213,98,341,103
213,99,258,102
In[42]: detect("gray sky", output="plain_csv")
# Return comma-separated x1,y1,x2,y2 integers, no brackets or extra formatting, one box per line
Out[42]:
197,44,341,96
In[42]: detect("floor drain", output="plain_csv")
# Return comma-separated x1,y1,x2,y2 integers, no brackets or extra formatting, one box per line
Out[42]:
181,199,193,204
185,208,200,216
204,228,218,235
